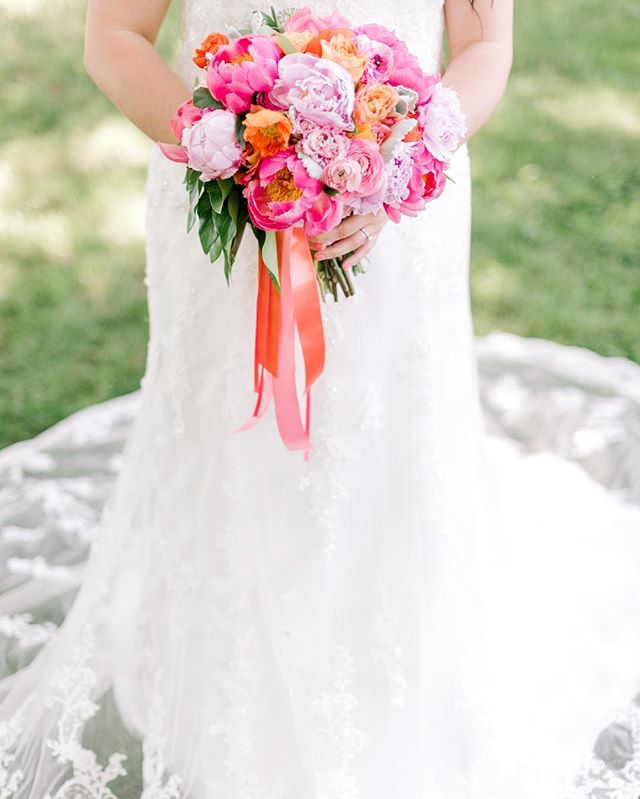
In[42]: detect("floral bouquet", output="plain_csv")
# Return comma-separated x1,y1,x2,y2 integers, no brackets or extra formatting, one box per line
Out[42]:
159,6,466,454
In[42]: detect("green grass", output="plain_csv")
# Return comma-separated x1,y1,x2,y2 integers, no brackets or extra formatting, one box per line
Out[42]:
0,0,638,448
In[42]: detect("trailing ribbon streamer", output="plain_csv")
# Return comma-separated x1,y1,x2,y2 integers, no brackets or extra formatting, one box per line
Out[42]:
236,228,325,459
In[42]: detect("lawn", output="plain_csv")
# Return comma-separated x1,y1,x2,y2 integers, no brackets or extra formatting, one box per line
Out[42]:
0,0,638,448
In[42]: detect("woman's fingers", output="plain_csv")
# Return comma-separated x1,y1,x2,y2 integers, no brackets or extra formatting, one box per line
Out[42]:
310,213,375,246
341,237,375,270
315,226,373,261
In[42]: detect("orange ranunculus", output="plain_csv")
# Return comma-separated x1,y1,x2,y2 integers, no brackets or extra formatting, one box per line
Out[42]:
242,106,293,158
354,83,399,125
320,34,369,83
193,33,230,68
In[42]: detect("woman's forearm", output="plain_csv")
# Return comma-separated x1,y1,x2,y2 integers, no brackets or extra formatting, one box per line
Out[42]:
441,40,512,142
84,17,190,143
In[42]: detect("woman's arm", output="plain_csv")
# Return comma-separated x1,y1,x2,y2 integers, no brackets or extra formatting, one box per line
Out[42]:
443,0,513,141
84,0,190,143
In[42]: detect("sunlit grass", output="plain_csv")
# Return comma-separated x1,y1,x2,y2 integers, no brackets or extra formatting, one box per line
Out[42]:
0,0,638,447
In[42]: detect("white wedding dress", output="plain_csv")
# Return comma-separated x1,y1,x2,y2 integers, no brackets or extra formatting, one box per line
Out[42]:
1,1,640,797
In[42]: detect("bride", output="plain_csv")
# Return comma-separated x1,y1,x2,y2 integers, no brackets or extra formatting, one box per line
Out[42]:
1,1,639,797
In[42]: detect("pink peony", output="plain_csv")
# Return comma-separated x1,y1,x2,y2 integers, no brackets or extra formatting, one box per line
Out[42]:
354,34,394,84
304,191,345,238
207,35,282,115
356,23,438,103
244,148,323,231
382,140,417,216
418,82,467,162
285,7,351,34
170,100,203,142
384,141,446,221
270,53,355,131
296,122,350,167
182,109,243,180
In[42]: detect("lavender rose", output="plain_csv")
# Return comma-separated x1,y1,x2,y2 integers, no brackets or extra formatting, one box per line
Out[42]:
269,53,355,131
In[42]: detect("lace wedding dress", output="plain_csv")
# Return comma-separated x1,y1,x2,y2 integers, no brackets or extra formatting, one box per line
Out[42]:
1,1,640,797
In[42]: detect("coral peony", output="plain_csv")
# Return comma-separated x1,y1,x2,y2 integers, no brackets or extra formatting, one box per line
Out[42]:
243,106,293,157
304,191,345,237
193,33,229,69
207,35,282,115
169,100,203,142
356,23,438,103
244,149,323,230
270,53,355,130
182,109,243,180
418,82,467,162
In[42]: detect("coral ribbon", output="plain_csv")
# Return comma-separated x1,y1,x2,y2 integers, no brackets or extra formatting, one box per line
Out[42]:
236,228,325,459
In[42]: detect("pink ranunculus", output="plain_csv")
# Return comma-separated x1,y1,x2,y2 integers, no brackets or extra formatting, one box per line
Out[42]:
346,138,386,196
304,191,345,238
322,156,362,193
418,82,467,162
354,34,394,84
270,54,355,131
207,35,282,115
285,7,351,34
356,23,438,103
182,109,243,180
243,148,323,231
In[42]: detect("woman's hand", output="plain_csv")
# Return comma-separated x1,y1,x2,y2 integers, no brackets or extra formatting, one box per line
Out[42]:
309,208,389,270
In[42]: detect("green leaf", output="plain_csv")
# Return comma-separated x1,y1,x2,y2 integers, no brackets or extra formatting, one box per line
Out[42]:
193,86,224,109
208,237,224,264
236,114,247,149
206,180,224,214
261,230,280,291
199,214,219,254
186,169,204,234
217,177,234,203
274,31,297,55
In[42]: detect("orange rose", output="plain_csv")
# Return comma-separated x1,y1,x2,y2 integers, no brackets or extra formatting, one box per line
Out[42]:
355,83,399,125
320,33,369,83
242,106,293,157
193,33,229,68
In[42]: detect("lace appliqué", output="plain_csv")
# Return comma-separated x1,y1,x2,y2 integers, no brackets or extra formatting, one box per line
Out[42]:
43,627,128,799
310,645,371,799
0,697,34,799
370,579,408,709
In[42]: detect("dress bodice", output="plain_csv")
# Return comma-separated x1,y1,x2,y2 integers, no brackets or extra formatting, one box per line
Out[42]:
176,0,446,86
